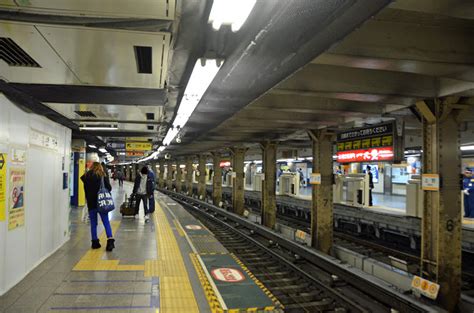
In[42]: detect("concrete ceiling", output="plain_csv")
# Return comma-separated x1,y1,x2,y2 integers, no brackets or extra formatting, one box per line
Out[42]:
167,0,474,157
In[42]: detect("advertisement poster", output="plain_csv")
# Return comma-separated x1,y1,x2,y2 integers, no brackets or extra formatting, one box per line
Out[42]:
0,153,6,221
9,168,25,230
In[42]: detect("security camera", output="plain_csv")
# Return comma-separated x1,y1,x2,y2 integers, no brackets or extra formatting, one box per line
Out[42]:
165,153,171,159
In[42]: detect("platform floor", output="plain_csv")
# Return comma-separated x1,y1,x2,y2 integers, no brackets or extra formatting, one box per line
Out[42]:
0,181,210,313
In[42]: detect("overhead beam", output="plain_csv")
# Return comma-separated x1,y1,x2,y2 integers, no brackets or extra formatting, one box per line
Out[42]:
9,83,167,105
277,64,438,99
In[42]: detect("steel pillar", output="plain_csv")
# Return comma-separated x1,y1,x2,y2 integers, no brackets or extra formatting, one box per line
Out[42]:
308,130,334,255
417,100,462,311
175,160,182,193
262,142,277,229
185,156,194,195
231,147,246,215
166,161,173,190
158,160,165,189
131,163,138,181
212,152,223,206
198,155,207,200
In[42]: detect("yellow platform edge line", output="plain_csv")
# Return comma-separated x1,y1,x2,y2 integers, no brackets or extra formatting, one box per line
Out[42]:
153,200,200,313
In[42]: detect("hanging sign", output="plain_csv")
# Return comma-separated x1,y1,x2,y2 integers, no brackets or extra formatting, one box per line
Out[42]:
126,142,152,151
337,147,394,163
126,151,145,157
9,167,25,230
336,122,395,163
0,153,7,221
106,142,126,150
219,161,231,168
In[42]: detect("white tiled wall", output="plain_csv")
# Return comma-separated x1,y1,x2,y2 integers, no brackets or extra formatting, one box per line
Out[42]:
0,93,72,295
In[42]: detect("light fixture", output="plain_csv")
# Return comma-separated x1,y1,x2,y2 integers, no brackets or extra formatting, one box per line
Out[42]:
162,58,223,146
209,0,256,32
80,125,118,131
99,148,108,153
88,145,97,149
461,145,474,151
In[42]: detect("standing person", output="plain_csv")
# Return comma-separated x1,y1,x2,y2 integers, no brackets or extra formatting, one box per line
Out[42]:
147,164,156,213
298,168,304,187
133,166,154,222
366,165,374,206
463,169,474,218
116,169,124,187
81,162,115,251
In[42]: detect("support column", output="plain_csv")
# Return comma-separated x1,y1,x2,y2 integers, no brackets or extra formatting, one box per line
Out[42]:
212,152,223,206
166,161,173,190
231,147,246,215
131,163,138,182
262,142,277,229
417,99,462,311
158,160,165,189
185,156,194,195
198,155,206,200
308,130,334,255
176,160,182,193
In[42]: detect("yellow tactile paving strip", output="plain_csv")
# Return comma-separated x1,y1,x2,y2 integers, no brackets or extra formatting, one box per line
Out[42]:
145,201,200,313
73,220,145,271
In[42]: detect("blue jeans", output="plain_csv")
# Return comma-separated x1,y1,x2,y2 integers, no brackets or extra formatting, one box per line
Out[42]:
89,209,113,240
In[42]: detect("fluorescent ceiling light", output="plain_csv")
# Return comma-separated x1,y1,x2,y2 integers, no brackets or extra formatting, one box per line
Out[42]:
162,58,223,146
88,145,97,149
99,148,107,153
209,0,256,32
80,126,118,131
461,145,474,151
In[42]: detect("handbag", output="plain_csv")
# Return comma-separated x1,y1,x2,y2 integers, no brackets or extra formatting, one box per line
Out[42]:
97,177,115,213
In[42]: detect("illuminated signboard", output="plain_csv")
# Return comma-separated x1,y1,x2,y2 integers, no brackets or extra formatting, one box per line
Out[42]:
219,161,231,168
337,147,394,163
337,122,395,163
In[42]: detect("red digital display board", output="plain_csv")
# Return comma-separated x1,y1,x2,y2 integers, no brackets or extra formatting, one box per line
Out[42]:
337,147,394,163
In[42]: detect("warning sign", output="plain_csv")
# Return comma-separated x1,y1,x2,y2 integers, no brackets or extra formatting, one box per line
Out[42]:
422,174,440,191
211,268,245,283
9,167,25,230
0,153,6,221
411,275,439,300
185,224,202,230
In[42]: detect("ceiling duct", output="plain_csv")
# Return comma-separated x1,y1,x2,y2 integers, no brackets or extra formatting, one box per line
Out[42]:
134,46,153,74
0,37,41,67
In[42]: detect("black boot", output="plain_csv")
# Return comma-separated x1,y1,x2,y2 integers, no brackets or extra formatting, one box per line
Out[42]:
106,238,115,252
91,239,101,249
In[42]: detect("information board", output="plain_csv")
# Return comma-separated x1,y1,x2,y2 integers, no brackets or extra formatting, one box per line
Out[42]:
337,122,395,163
0,153,6,221
126,142,152,151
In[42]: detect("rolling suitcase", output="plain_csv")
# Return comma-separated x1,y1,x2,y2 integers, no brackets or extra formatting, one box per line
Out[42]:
120,193,138,217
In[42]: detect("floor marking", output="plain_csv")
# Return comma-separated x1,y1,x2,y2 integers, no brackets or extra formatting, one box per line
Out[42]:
72,220,146,271
146,200,200,313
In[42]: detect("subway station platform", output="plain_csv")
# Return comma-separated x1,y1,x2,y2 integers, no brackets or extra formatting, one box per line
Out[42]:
0,181,278,313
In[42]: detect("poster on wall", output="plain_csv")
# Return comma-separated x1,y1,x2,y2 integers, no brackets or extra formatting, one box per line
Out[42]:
8,167,25,230
0,153,7,221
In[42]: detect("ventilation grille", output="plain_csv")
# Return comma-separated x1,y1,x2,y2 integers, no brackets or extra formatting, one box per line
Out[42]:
147,125,154,130
0,37,41,67
146,113,155,120
134,46,152,74
75,110,97,118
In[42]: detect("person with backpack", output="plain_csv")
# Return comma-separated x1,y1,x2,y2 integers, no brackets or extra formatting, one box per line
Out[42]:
133,166,154,222
81,162,115,251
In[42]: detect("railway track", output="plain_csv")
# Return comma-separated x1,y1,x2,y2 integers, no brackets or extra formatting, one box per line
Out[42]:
162,189,441,313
